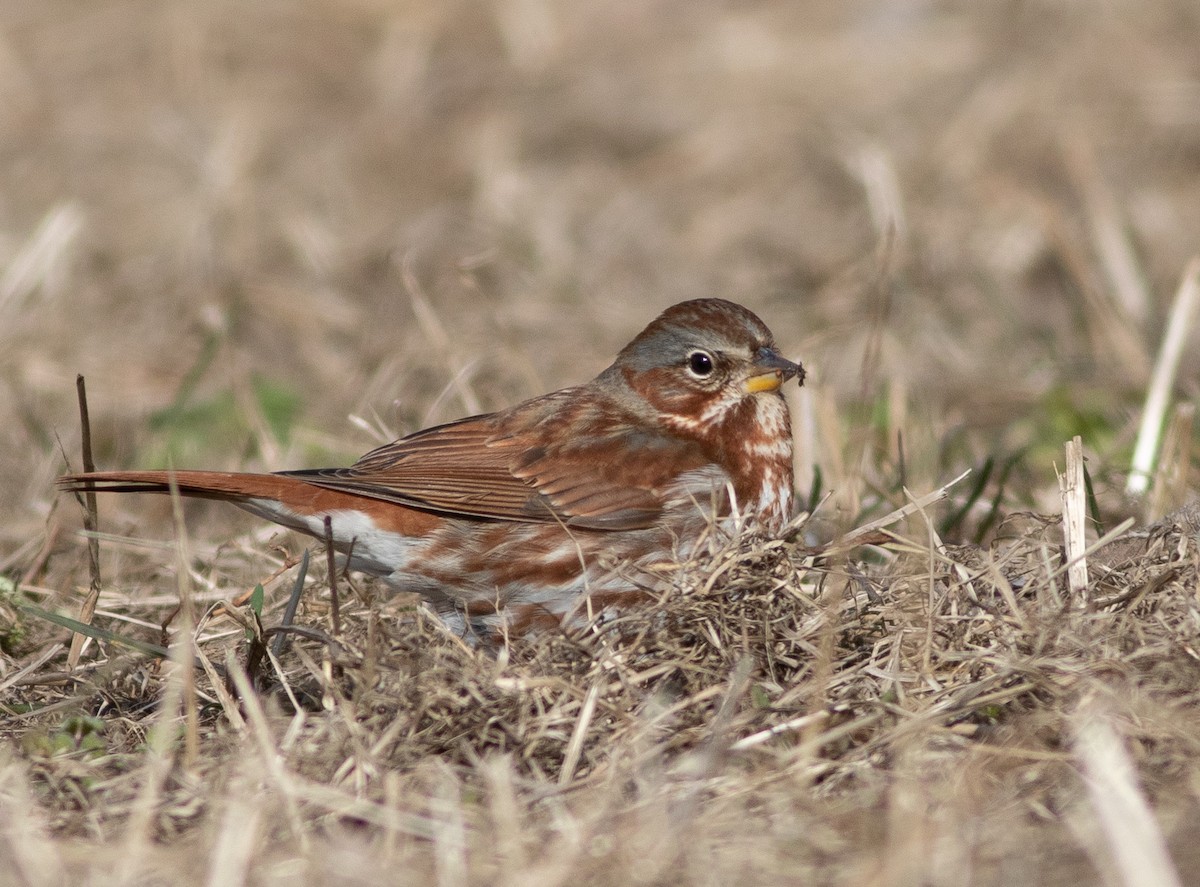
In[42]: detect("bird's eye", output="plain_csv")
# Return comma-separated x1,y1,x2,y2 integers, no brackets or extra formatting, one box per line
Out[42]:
686,350,715,378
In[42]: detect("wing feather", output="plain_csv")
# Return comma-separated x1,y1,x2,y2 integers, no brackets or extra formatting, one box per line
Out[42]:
280,389,719,530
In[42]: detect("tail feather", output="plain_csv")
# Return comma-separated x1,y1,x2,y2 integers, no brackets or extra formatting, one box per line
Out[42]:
58,469,448,538
58,470,304,503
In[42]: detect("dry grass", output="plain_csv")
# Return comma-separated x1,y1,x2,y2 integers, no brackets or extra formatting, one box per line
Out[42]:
7,499,1200,884
3,1,1200,884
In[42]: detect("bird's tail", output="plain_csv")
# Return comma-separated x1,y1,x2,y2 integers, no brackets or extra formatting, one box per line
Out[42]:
57,470,298,503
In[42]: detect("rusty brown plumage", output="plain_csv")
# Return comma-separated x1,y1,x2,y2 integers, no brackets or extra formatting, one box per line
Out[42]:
59,298,804,643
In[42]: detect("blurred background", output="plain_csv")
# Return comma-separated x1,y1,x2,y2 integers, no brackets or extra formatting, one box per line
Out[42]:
3,0,1199,563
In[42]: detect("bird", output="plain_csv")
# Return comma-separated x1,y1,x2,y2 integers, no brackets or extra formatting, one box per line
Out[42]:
60,298,804,643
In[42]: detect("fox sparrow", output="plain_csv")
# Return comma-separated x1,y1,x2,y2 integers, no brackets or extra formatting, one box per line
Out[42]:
60,298,804,642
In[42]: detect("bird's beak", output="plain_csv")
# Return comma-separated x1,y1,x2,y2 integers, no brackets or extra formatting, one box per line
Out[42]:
744,347,805,394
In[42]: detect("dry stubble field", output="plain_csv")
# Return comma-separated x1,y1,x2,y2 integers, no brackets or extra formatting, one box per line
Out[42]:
2,1,1200,884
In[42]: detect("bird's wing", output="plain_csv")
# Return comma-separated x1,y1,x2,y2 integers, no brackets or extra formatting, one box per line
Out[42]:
283,390,715,530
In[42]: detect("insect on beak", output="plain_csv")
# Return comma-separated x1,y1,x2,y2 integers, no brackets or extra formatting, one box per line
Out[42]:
744,347,805,394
